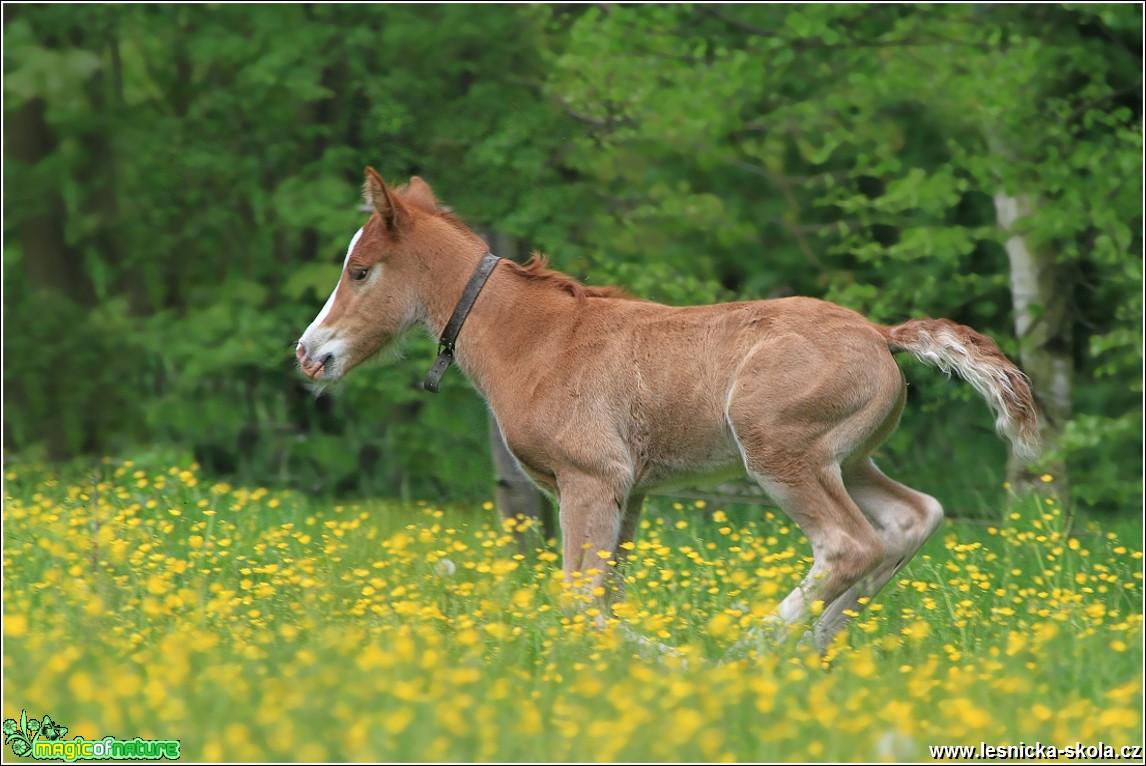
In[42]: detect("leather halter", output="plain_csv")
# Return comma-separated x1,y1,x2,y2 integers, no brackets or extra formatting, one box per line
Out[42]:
423,252,501,392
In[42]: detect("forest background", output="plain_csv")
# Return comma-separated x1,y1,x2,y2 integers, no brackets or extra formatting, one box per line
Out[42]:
4,4,1141,518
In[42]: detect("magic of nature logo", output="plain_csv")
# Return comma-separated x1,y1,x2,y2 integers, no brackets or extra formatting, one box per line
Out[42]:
3,709,180,761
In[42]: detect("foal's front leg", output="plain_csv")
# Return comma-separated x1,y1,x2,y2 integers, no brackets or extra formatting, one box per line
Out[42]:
558,483,689,660
609,493,646,604
557,475,625,621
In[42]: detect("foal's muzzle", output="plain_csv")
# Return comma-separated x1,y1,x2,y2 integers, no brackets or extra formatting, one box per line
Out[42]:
296,341,333,381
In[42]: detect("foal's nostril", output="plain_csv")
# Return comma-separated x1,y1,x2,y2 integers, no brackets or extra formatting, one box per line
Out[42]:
319,353,334,369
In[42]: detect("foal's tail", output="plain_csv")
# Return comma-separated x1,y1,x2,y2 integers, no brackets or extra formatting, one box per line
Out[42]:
881,318,1041,461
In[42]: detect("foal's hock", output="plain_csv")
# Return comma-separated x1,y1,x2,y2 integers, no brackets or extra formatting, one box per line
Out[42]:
296,169,1040,650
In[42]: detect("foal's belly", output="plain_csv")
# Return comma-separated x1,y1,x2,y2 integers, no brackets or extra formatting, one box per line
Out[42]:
635,459,746,493
633,430,745,492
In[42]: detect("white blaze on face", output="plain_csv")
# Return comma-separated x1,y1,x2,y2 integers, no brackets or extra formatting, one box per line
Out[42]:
310,226,365,329
297,226,366,381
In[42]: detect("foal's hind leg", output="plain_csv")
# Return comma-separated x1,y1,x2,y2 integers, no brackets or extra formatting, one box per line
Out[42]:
742,459,886,646
814,459,944,644
726,336,906,652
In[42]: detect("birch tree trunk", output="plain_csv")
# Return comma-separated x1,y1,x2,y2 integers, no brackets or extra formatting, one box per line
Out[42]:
994,192,1072,509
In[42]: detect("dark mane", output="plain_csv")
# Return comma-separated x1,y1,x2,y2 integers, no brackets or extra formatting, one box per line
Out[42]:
505,253,633,302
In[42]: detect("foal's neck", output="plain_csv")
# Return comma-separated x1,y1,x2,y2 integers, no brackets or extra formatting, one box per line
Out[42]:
414,237,572,404
415,240,491,341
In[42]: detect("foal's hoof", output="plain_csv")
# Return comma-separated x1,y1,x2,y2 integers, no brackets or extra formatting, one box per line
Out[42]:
748,615,794,647
721,617,805,663
797,629,817,650
617,623,691,666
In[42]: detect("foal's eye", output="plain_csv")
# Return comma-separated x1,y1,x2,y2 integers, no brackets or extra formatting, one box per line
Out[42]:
349,267,369,282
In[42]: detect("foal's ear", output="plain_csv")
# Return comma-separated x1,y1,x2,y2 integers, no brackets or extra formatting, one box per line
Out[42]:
404,176,440,213
363,167,407,231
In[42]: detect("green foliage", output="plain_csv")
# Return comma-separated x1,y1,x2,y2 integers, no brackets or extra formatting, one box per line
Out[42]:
3,5,1141,511
3,5,578,500
546,4,1142,511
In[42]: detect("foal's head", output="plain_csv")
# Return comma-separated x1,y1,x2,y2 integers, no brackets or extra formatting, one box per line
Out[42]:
296,169,478,382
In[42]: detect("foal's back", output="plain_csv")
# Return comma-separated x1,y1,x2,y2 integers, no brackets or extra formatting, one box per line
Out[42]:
524,294,901,490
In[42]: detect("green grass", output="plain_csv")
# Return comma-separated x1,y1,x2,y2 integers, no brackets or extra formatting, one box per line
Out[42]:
2,456,1142,762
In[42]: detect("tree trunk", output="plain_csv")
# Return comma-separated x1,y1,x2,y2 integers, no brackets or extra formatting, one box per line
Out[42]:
7,98,96,307
6,97,98,460
480,230,554,547
94,32,148,315
994,192,1071,510
488,411,554,546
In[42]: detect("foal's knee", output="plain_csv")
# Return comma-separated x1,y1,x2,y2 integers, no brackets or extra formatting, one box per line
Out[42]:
883,493,944,560
915,493,944,543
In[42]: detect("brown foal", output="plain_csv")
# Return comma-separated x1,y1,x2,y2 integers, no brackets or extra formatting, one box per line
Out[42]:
296,169,1039,650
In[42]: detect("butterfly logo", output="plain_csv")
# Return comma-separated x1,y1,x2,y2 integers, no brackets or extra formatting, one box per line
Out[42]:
3,710,68,756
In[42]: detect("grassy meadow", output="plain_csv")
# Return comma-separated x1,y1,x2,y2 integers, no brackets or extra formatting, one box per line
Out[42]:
2,456,1142,762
